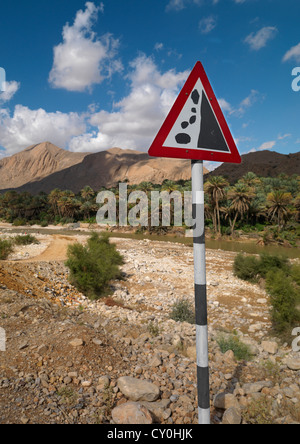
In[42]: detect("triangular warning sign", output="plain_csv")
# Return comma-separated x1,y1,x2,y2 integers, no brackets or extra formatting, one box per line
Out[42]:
149,61,241,164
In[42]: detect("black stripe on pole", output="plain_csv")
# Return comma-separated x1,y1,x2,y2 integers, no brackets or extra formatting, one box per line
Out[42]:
195,284,208,326
197,366,210,410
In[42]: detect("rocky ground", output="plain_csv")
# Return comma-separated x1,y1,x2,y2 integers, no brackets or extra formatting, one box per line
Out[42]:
0,231,300,424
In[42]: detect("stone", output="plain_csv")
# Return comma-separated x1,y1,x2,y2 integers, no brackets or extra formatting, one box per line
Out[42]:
286,356,300,371
92,338,103,346
240,338,259,356
20,416,29,424
186,346,197,360
213,392,240,410
222,407,242,425
262,341,278,355
257,299,267,304
149,354,162,367
112,402,153,425
140,399,171,421
248,323,262,333
37,344,49,354
117,376,160,402
97,376,110,390
242,381,273,395
69,338,84,347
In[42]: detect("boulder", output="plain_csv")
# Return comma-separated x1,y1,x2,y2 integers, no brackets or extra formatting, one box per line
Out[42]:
117,376,160,402
112,402,153,424
222,407,242,425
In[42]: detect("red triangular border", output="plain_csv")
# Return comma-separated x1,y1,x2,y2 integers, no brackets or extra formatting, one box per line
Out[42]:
148,61,241,164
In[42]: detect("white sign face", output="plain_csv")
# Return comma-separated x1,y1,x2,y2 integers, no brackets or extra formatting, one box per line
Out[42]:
163,79,204,150
162,78,230,153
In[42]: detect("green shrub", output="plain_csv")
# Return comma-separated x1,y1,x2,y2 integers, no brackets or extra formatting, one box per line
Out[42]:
233,252,290,283
266,270,300,338
170,299,195,324
242,396,273,424
290,264,300,288
12,218,27,226
0,239,13,260
258,253,290,278
217,334,252,361
147,321,160,337
233,253,260,283
14,234,39,245
234,252,300,341
65,232,124,300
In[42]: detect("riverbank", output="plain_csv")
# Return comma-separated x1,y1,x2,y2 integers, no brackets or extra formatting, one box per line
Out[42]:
1,222,299,259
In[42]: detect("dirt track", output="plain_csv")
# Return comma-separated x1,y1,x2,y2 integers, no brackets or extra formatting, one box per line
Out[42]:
22,235,78,262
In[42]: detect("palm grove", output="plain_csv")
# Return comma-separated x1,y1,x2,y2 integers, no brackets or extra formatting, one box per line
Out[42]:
0,172,299,246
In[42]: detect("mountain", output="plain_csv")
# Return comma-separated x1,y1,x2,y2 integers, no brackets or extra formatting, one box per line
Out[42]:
208,150,300,183
0,142,88,190
0,143,204,194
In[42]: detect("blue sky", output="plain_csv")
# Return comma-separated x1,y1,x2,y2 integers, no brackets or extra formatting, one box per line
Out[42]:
0,0,300,169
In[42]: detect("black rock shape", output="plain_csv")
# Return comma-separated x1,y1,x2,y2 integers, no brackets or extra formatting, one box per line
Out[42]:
191,89,200,105
175,133,191,144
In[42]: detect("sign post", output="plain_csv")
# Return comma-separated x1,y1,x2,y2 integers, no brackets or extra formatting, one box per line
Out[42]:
191,159,210,424
148,61,241,424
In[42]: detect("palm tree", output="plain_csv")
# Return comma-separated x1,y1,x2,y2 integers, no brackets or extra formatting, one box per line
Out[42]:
267,190,293,229
204,176,229,234
294,194,300,222
81,186,95,202
240,172,261,188
228,183,255,235
57,190,76,219
48,188,63,217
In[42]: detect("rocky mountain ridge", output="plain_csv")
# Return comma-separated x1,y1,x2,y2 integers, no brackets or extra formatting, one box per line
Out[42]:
0,143,195,194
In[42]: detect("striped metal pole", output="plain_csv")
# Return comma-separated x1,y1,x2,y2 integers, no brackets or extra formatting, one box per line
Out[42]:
191,159,210,425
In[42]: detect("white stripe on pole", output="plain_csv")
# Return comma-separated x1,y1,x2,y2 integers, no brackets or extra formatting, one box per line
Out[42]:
196,325,209,367
198,407,211,425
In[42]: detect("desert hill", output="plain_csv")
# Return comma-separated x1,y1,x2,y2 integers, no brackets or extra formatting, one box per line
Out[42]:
208,150,300,183
0,143,200,194
0,142,89,190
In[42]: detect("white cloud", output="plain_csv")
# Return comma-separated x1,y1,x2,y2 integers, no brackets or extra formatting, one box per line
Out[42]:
166,0,203,12
282,43,300,63
0,81,20,103
154,42,164,51
244,26,278,51
278,133,291,140
257,140,276,151
49,2,122,92
0,56,189,157
69,55,190,152
0,105,86,156
218,98,232,113
199,16,217,34
218,90,261,117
